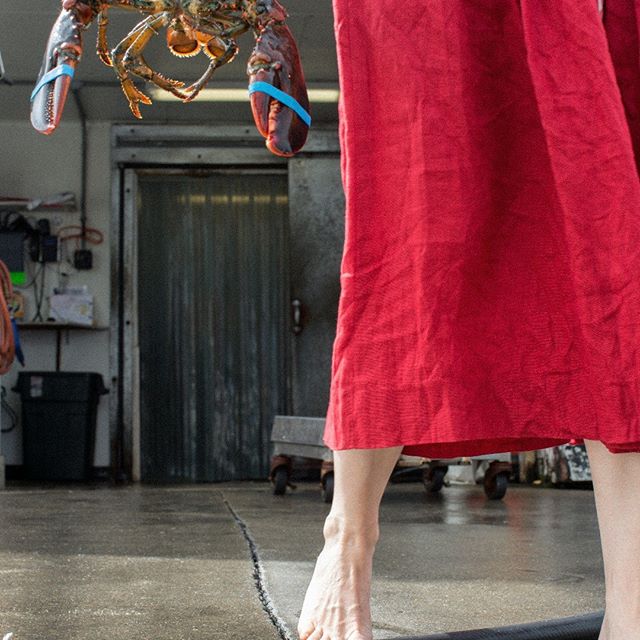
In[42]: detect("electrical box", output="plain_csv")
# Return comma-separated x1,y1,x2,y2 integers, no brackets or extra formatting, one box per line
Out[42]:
0,231,25,285
73,249,93,270
40,234,58,262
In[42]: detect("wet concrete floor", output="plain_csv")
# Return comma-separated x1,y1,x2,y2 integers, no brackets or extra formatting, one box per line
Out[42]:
0,479,605,639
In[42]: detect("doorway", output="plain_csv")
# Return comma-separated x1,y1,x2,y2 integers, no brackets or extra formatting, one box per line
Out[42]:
131,168,291,482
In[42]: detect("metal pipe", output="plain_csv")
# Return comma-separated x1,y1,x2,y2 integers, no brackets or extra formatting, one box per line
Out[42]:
71,86,88,250
10,79,119,88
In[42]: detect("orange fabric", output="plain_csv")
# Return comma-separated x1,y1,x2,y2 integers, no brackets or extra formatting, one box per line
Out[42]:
0,260,15,375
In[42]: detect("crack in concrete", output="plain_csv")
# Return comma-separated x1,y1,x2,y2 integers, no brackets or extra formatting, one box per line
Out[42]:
220,492,295,640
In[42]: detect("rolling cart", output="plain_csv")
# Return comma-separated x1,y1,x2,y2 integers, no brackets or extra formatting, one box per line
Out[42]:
269,415,336,502
269,415,513,502
394,452,512,499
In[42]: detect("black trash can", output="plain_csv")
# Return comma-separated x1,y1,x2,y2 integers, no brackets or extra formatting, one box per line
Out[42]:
13,372,109,481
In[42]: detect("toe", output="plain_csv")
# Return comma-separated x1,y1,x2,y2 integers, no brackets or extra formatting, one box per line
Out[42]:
297,620,316,640
308,628,324,640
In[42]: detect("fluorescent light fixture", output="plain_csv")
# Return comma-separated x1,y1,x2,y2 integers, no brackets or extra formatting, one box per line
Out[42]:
150,86,340,103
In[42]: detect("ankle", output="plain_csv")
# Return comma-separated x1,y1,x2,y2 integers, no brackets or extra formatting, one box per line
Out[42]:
604,601,640,627
323,513,380,548
602,612,640,640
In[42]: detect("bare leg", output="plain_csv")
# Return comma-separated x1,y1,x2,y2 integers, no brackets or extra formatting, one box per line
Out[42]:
297,446,403,640
584,439,640,640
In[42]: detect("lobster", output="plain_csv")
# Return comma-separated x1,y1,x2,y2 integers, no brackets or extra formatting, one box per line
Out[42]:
30,0,310,157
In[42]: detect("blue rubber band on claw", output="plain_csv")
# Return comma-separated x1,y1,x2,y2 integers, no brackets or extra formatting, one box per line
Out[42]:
248,81,311,127
30,64,75,102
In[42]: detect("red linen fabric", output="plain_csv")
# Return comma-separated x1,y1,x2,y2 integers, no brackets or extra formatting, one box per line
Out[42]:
323,0,640,457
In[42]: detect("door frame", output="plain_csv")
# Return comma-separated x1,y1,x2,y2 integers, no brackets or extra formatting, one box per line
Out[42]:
109,124,337,482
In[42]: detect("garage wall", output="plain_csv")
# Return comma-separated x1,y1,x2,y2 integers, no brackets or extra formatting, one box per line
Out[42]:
0,120,112,467
0,119,346,476
288,155,344,416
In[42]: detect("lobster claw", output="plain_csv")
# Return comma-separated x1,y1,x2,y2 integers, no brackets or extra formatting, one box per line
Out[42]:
30,3,92,135
247,22,310,157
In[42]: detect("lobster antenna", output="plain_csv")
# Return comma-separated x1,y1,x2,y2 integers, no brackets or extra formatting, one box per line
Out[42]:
0,50,13,86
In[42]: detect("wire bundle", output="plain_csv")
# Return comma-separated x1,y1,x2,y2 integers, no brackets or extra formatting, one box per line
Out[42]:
57,224,104,247
0,260,15,374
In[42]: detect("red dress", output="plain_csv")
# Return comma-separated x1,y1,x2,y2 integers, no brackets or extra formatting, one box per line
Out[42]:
323,0,640,457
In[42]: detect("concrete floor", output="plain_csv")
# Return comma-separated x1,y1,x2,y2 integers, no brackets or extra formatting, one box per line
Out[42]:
0,479,606,640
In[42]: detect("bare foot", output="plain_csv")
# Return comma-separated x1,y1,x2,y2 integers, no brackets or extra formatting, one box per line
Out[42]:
297,515,378,640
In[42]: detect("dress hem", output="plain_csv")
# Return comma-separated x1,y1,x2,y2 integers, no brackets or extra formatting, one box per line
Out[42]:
323,435,640,457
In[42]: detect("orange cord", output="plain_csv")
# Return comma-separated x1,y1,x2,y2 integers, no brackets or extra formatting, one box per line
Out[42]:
0,260,15,375
57,225,104,245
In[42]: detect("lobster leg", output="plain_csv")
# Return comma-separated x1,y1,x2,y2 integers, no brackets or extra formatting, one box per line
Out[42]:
97,11,113,66
100,0,178,67
181,42,239,102
247,21,310,157
30,3,94,135
111,12,187,118
181,21,249,102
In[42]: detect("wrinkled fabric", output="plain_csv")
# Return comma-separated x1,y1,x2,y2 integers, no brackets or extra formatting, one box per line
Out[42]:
323,0,640,457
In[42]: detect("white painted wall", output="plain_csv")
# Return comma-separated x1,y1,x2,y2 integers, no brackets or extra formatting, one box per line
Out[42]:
0,120,112,467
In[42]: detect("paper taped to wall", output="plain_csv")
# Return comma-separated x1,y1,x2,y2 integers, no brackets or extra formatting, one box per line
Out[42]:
49,293,94,326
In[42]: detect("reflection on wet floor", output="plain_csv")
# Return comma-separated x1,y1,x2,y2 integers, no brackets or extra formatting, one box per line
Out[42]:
253,482,605,638
0,481,605,640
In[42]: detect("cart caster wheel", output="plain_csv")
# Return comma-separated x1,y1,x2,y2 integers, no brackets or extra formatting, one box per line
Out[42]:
273,466,289,495
322,472,334,503
484,471,509,500
422,465,448,493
